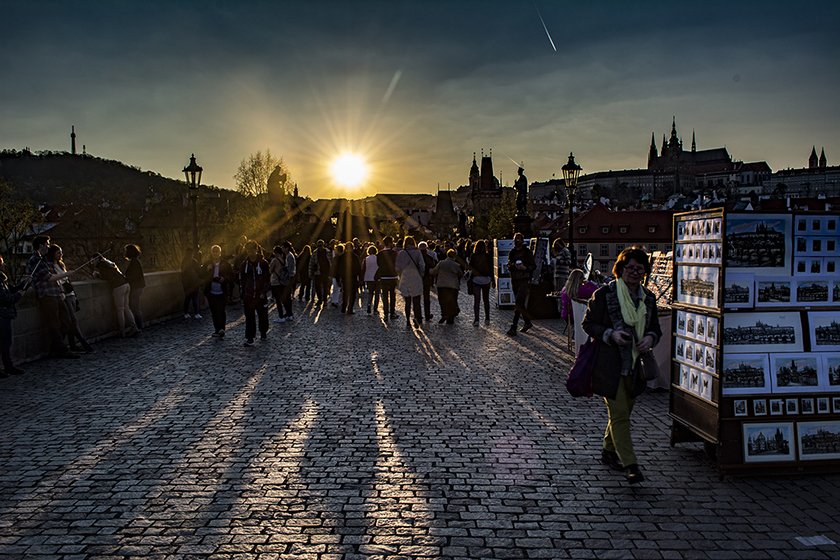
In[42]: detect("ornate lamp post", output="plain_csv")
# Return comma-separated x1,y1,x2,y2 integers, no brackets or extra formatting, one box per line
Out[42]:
183,154,203,251
561,152,582,266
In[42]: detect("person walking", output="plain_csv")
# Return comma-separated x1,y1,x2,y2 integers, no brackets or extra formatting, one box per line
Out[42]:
552,238,573,294
377,236,399,321
560,268,599,322
468,239,494,325
581,246,662,485
431,249,462,325
309,239,332,306
93,253,138,338
47,245,93,353
279,241,296,320
506,232,535,336
124,244,146,331
0,254,28,376
181,248,202,319
296,244,312,302
239,241,270,346
395,236,424,329
338,241,361,314
419,241,437,322
362,245,380,316
204,244,234,337
269,245,287,323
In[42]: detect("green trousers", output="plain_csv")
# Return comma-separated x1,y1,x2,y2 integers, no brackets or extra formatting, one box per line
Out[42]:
603,375,638,467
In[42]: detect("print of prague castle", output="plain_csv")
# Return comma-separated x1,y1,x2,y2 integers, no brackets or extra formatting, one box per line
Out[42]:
726,221,785,267
723,361,766,388
680,276,715,299
815,320,840,346
724,320,795,345
747,428,790,456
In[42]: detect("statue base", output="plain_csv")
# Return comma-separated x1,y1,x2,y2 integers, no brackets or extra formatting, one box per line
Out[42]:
512,215,533,238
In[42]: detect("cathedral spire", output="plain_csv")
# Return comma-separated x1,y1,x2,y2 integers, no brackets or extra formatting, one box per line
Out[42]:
71,125,77,156
809,146,819,169
691,129,696,152
819,147,827,169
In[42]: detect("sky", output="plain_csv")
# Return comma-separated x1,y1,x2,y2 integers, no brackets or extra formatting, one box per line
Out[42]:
2,0,839,200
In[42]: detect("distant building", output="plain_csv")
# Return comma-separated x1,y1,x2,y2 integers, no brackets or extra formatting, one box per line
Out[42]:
762,147,840,197
429,189,458,237
469,151,502,221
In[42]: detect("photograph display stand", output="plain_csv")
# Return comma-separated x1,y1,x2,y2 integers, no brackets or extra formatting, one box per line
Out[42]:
669,209,840,476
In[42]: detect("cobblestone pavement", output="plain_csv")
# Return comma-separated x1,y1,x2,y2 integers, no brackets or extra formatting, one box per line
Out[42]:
2,291,840,559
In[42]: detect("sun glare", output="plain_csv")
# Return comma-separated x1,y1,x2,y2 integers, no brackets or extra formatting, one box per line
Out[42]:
330,153,368,188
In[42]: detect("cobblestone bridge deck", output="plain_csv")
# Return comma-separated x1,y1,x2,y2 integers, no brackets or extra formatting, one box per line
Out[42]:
2,293,839,559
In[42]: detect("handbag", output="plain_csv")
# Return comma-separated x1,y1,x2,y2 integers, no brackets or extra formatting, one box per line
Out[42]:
566,337,597,397
637,351,660,381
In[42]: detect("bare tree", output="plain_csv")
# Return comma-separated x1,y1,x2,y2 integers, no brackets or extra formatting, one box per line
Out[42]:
0,180,40,281
233,149,293,198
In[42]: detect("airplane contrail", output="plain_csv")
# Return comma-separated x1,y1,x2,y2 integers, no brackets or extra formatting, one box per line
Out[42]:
534,3,557,52
382,70,402,104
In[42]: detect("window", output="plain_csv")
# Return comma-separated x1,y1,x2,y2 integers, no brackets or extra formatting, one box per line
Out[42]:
649,244,658,251
619,226,628,234
615,244,625,255
600,261,609,272
578,225,588,234
601,226,611,234
600,244,609,257
578,244,587,255
648,225,657,233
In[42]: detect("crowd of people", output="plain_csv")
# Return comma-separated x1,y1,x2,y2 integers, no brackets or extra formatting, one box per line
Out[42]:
0,231,659,486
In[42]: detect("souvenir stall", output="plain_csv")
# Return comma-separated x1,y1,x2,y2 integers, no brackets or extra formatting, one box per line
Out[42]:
646,251,674,389
670,209,840,475
493,239,515,308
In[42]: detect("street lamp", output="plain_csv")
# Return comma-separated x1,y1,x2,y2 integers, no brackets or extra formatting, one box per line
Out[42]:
183,154,203,251
561,152,582,266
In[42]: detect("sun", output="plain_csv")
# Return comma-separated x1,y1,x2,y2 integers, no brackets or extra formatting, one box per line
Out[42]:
330,153,368,188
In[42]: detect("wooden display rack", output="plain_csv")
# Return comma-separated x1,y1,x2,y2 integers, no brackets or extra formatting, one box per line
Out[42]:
669,208,840,476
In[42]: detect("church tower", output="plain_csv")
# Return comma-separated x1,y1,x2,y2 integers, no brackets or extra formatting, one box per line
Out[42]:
648,133,658,168
691,130,696,152
71,125,77,155
819,148,827,169
809,146,819,169
469,152,480,192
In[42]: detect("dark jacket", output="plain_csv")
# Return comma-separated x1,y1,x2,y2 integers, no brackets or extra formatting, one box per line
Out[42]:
0,272,25,320
469,252,493,278
297,251,311,280
239,258,270,301
96,259,129,289
124,258,146,289
338,251,362,286
310,247,331,277
204,259,235,298
507,245,535,282
581,281,662,399
376,248,398,279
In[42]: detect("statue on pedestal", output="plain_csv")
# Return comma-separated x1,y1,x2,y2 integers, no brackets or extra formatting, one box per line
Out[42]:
514,166,528,216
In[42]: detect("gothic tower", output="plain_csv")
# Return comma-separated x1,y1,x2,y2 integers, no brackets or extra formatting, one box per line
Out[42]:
648,133,658,168
819,148,827,169
71,125,77,156
809,146,819,169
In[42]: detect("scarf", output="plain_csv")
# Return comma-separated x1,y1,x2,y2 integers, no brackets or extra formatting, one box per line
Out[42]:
616,278,647,366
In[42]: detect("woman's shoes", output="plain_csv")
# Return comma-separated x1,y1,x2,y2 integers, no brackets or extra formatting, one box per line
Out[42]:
624,464,645,484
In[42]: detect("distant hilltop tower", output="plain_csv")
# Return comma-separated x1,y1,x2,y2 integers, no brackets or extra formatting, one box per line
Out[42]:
71,125,77,155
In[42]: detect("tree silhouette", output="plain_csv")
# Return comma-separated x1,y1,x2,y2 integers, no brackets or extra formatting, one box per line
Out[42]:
233,149,293,197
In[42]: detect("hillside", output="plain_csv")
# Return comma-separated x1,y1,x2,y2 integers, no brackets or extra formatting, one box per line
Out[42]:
0,149,220,206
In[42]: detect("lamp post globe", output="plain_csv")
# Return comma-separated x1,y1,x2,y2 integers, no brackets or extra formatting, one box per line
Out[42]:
561,152,582,267
183,154,203,252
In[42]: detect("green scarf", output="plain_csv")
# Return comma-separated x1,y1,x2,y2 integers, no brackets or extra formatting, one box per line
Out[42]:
616,278,647,366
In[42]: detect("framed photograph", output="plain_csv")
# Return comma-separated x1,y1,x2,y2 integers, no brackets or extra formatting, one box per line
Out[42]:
753,399,767,416
809,311,840,351
786,398,799,414
725,214,792,274
795,236,808,254
684,341,694,365
796,216,808,233
833,397,840,413
723,311,804,353
676,338,686,360
734,399,748,417
677,221,687,241
808,237,824,256
677,265,719,309
825,216,838,233
810,217,823,233
817,397,830,414
755,277,793,307
694,344,704,365
679,364,690,390
706,316,719,346
819,353,840,392
676,310,687,335
832,280,840,303
808,258,823,275
686,313,697,338
696,314,707,342
700,372,714,401
769,398,784,416
823,237,838,255
724,273,754,309
704,346,717,373
689,369,701,394
795,258,808,275
798,420,840,461
795,277,830,306
743,422,795,463
770,354,820,393
721,353,771,395
801,398,815,415
826,259,839,276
